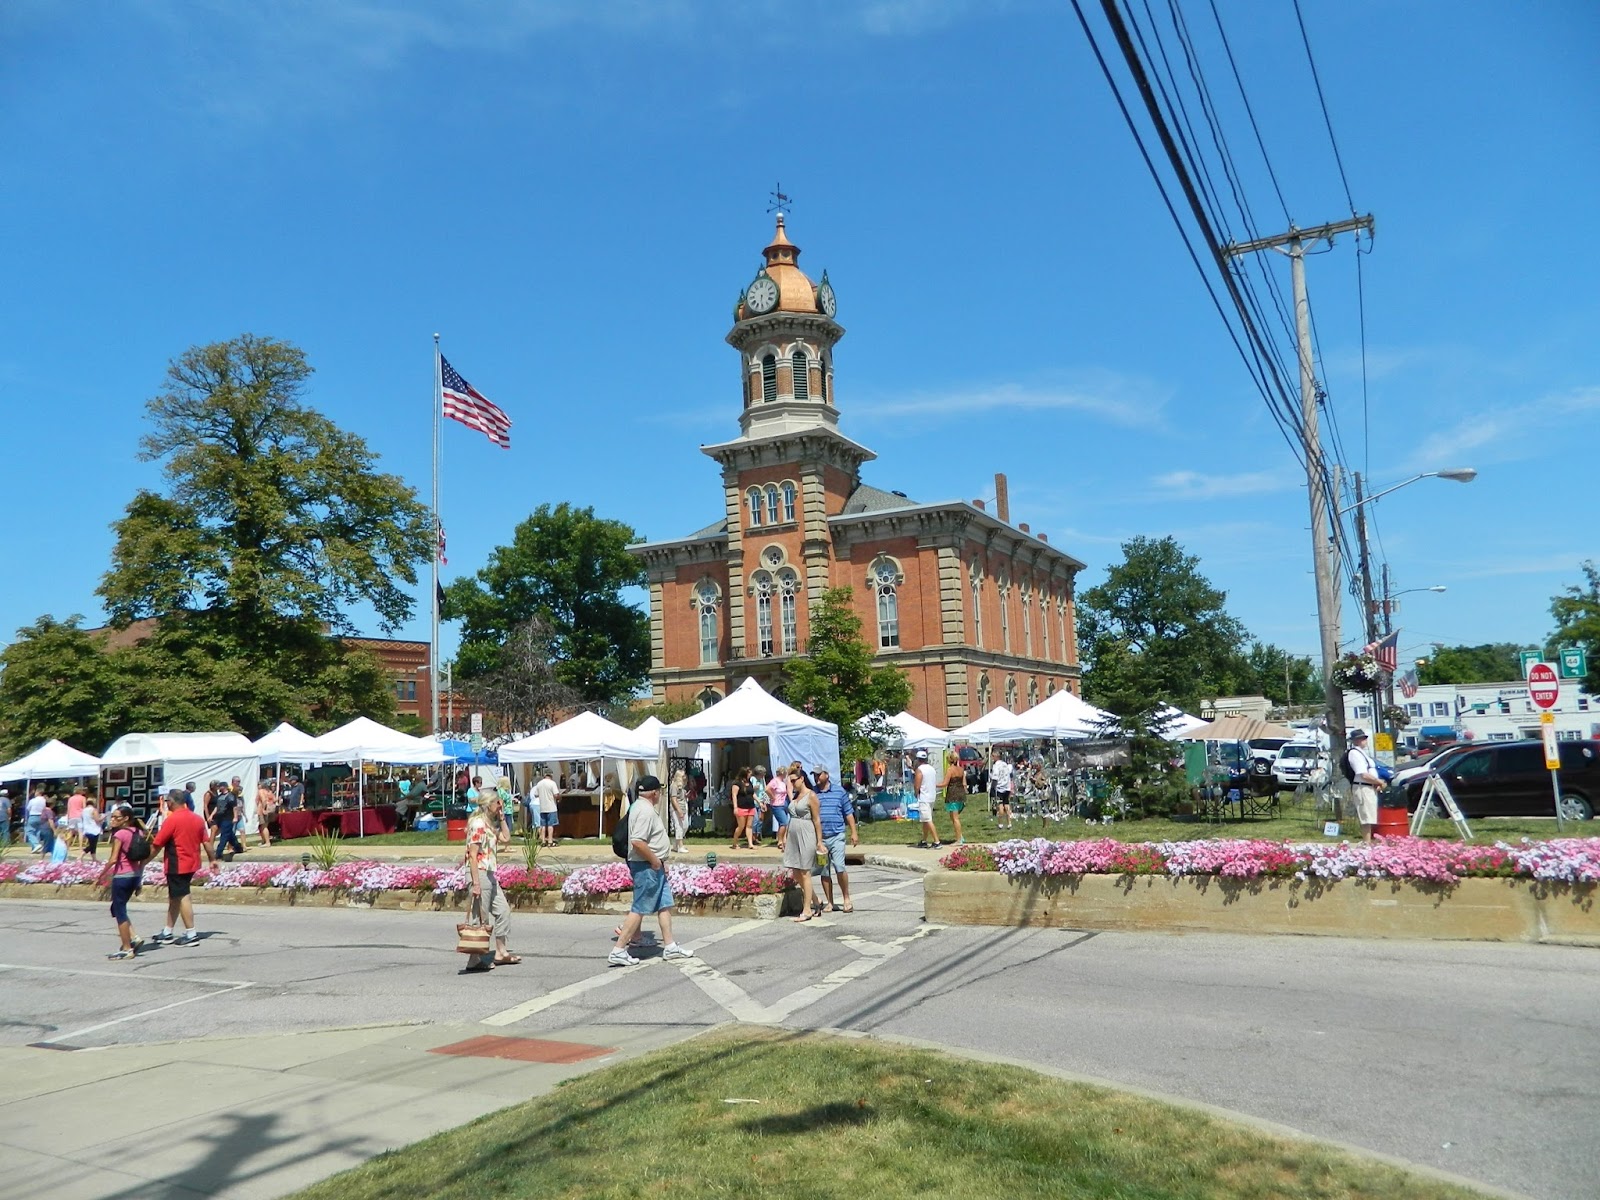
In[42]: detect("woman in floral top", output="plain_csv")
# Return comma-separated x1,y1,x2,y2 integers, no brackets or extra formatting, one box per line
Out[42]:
462,791,518,972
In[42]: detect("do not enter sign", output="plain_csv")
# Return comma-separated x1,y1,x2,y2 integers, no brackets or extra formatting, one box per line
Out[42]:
1527,662,1560,710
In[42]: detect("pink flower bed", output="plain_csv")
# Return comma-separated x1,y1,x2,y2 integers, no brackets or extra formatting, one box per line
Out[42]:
562,862,790,899
947,836,1600,885
0,859,565,894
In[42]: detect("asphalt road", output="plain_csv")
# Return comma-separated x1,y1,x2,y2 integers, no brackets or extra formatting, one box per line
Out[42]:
2,868,1596,1199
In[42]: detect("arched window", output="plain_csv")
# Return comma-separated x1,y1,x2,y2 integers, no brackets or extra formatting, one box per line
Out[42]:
1028,678,1039,709
1057,592,1069,665
970,560,984,649
764,484,780,525
872,557,903,649
997,572,1011,654
761,354,777,402
778,569,799,654
823,358,831,404
781,480,797,523
693,581,721,666
751,570,775,657
791,349,809,400
1039,589,1050,661
1005,675,1018,710
977,672,992,714
697,687,722,711
746,487,763,528
1047,679,1057,698
1019,579,1033,657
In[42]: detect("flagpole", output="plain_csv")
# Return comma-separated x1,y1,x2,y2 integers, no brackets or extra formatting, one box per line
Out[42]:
431,333,443,738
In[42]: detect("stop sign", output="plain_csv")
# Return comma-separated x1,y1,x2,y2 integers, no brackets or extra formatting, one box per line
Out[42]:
1527,662,1560,710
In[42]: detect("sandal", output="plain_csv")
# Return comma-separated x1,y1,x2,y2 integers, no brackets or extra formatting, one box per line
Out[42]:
792,914,813,923
493,954,522,965
842,903,854,913
830,904,844,912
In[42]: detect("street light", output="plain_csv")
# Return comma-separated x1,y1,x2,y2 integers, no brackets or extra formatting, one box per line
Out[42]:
1337,468,1476,516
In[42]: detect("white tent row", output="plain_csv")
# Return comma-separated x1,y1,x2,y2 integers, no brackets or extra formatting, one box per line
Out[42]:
947,705,1018,744
660,678,840,784
499,710,662,836
855,710,949,751
100,731,262,828
0,739,102,783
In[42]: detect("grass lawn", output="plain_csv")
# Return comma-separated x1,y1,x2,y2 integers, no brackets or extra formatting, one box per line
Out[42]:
288,1027,1483,1200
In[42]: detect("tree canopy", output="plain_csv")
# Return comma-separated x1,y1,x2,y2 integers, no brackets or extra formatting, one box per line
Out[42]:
444,502,650,707
783,587,912,758
1549,560,1600,693
1414,643,1524,686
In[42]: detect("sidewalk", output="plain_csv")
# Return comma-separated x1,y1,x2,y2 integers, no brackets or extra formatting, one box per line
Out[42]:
0,1021,697,1200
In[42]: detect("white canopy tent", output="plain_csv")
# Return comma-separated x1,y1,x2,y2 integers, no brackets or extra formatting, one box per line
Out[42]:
661,678,840,785
1153,706,1209,740
947,706,1017,744
499,711,664,835
100,732,260,827
997,690,1115,741
251,722,322,765
303,717,448,837
0,739,102,784
857,710,949,751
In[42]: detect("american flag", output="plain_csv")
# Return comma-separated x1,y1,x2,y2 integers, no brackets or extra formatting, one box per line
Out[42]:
436,521,447,567
1398,668,1418,699
441,356,511,449
1370,629,1400,674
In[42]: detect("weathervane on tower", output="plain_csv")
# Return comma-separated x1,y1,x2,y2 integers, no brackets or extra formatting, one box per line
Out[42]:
766,182,793,216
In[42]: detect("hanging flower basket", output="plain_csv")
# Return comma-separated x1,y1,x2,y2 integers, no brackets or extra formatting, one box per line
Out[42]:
1330,652,1383,692
1383,704,1412,730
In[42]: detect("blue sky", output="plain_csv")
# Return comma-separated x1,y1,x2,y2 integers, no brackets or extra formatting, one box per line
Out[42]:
4,0,1597,678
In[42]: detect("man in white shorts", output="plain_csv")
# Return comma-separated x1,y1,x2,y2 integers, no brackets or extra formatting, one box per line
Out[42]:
1344,729,1382,842
914,749,941,849
533,767,561,847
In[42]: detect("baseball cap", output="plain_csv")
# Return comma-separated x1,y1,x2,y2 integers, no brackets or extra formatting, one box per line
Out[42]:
915,749,928,759
1350,729,1369,740
636,774,662,792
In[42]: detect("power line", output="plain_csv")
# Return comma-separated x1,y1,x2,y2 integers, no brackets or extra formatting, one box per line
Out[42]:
1205,0,1291,224
1292,0,1355,212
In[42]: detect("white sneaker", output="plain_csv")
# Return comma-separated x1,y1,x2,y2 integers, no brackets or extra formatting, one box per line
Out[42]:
607,948,640,967
662,943,695,961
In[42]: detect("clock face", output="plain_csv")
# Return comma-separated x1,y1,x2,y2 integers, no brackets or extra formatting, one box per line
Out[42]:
746,274,779,315
817,280,837,318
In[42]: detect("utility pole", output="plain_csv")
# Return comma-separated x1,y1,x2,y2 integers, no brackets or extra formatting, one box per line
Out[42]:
1380,562,1397,730
1224,215,1375,784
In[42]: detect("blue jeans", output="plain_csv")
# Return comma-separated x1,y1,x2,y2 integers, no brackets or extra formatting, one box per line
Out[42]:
110,873,141,925
0,818,10,849
215,819,243,857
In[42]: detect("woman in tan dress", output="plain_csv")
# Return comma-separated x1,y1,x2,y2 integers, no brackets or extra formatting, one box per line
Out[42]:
780,765,824,921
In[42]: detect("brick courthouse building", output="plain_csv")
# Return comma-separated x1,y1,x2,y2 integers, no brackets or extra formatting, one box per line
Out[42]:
629,215,1084,728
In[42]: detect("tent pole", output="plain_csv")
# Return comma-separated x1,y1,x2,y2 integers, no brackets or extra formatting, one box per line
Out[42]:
358,759,365,839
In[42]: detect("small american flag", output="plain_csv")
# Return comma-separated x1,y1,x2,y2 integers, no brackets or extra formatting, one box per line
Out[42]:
441,356,511,449
1398,668,1418,699
1372,629,1400,674
436,522,447,567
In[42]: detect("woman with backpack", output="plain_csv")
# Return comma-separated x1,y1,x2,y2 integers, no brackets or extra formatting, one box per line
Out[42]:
99,805,150,960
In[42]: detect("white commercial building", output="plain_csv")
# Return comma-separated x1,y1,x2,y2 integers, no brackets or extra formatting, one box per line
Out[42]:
1344,681,1598,749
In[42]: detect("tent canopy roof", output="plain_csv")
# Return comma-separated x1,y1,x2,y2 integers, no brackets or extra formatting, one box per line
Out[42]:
859,710,948,750
947,706,1017,743
999,690,1113,740
499,710,659,763
250,722,322,763
309,716,448,764
660,678,836,743
1174,714,1299,742
101,731,257,765
0,739,102,781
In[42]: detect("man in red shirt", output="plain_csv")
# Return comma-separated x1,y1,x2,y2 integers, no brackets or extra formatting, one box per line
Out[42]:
151,789,216,947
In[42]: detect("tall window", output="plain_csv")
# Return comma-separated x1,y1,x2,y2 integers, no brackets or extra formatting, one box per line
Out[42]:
1056,593,1068,665
781,480,797,522
697,687,721,710
872,557,902,649
746,487,763,527
765,484,780,525
791,349,809,400
694,582,721,665
1005,675,1018,710
1019,580,1033,657
1047,679,1057,697
1039,589,1050,661
761,354,777,402
779,569,799,654
1028,678,1039,709
970,561,984,649
997,573,1011,654
823,358,831,403
752,570,775,656
978,672,992,714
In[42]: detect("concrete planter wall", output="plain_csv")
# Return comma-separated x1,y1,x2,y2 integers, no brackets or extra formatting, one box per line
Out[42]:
0,882,798,920
924,871,1599,944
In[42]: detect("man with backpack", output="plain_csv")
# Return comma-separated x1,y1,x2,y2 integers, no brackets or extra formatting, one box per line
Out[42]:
608,776,694,967
152,788,216,948
1343,729,1383,843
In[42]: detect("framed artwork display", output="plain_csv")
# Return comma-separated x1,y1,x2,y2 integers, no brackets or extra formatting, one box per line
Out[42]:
116,786,131,798
132,765,148,781
105,767,129,784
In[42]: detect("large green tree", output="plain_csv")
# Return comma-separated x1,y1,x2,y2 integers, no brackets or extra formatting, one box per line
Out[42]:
99,334,432,642
783,587,912,759
1077,536,1250,712
1415,643,1524,686
1549,560,1600,693
0,618,124,757
444,502,649,707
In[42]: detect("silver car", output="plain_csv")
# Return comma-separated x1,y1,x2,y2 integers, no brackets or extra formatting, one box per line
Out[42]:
1272,743,1328,789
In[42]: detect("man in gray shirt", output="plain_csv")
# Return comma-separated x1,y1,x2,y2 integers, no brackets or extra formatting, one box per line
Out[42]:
609,776,696,967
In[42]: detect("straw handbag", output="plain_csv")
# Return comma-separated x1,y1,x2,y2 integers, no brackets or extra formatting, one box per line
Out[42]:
456,896,492,955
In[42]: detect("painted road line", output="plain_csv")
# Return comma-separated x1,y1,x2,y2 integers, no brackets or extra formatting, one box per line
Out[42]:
44,982,255,1045
480,919,772,1027
0,962,255,988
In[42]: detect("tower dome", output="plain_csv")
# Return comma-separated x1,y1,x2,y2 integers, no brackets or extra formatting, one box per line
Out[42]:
737,214,824,319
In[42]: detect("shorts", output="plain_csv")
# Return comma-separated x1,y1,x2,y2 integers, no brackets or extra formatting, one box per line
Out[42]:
539,811,560,828
735,802,756,814
110,874,141,924
167,872,194,900
945,799,965,813
811,832,847,877
1350,784,1379,826
919,799,938,822
770,806,791,828
628,860,675,914
992,790,1012,805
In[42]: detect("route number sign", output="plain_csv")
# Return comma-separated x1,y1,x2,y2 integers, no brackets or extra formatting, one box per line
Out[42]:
1527,662,1560,710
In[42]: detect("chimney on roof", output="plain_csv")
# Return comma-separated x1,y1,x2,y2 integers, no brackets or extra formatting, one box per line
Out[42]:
1039,532,1049,543
973,498,986,511
994,473,1010,523
1019,522,1030,534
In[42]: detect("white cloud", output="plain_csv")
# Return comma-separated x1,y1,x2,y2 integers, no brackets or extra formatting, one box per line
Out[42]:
853,375,1168,428
1148,469,1297,500
1409,385,1600,469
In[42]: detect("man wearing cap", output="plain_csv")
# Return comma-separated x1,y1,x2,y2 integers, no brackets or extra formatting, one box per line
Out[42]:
913,750,941,849
152,788,216,947
811,765,859,913
1345,730,1382,842
608,776,695,967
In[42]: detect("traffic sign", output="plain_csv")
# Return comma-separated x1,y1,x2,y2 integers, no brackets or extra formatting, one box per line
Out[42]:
1540,713,1560,769
1519,649,1542,676
1526,662,1560,710
1559,647,1587,680
471,711,484,734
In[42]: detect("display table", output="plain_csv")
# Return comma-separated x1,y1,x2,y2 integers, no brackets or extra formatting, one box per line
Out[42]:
338,805,398,836
279,810,323,839
278,806,399,839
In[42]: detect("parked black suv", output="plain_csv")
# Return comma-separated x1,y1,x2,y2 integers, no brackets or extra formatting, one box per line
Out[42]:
1393,739,1599,821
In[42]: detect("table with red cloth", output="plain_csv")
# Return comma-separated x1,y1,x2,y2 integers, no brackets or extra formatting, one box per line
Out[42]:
278,810,323,840
337,806,398,836
278,806,399,838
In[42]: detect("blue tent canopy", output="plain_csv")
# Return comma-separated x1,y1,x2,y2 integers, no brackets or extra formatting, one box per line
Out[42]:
441,739,498,766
